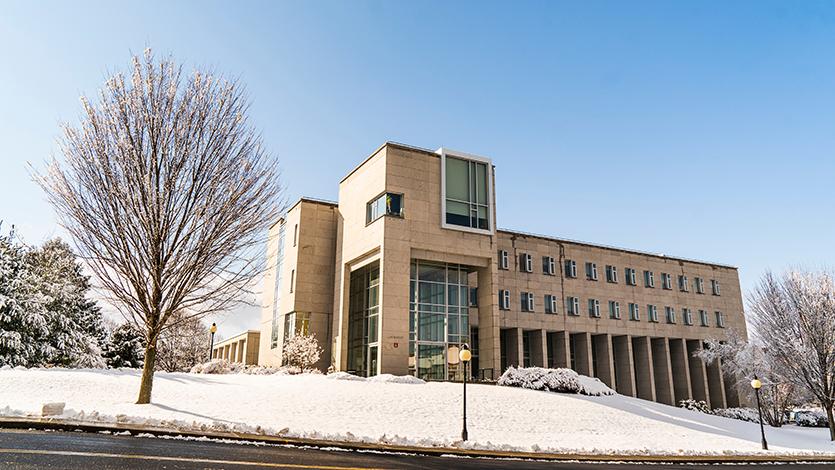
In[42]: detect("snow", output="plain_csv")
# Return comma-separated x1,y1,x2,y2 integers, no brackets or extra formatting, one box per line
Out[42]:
0,367,833,456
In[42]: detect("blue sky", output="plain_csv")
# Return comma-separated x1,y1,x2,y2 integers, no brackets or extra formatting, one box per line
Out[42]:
2,1,834,334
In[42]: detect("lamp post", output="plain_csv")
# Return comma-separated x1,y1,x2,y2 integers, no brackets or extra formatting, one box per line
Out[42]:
751,375,768,450
209,323,217,361
459,343,472,441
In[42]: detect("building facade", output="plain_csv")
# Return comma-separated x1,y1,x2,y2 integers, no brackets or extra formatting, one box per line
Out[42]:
257,142,745,408
212,330,260,365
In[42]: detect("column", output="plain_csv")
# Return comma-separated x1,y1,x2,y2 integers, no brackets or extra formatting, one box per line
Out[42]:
669,338,692,404
632,336,655,401
613,335,636,397
651,337,674,405
477,267,500,379
550,331,570,368
531,330,547,367
723,361,741,407
592,334,615,388
686,340,710,406
571,332,593,376
515,328,525,367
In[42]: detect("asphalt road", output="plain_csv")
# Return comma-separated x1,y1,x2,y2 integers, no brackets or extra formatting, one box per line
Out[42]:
0,428,831,470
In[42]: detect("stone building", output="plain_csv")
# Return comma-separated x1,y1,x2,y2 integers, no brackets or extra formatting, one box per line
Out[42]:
256,142,744,408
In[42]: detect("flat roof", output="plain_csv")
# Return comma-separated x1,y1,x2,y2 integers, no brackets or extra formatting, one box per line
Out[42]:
339,141,439,184
270,197,338,230
498,228,737,270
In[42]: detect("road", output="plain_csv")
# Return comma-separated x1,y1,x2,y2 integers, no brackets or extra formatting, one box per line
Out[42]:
0,428,831,469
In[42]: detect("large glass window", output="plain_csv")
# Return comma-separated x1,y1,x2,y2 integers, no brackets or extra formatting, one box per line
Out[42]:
270,222,286,348
409,260,472,381
444,155,490,230
366,192,403,224
348,263,380,377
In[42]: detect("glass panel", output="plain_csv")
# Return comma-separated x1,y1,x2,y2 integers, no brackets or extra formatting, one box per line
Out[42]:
418,262,446,282
418,282,445,305
445,157,470,201
418,344,446,381
368,315,378,342
418,312,445,342
445,200,470,226
448,314,459,335
368,346,378,377
460,286,469,306
447,285,459,306
386,193,402,216
475,162,487,205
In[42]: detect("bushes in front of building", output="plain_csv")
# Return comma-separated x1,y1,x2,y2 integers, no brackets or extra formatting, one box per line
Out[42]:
794,409,830,427
497,366,615,396
190,359,322,375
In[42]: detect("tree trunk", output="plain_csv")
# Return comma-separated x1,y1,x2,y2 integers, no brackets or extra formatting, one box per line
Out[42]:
826,404,835,441
136,340,157,404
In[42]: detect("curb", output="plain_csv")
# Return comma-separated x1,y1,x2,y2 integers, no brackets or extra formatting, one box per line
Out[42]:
1,417,834,464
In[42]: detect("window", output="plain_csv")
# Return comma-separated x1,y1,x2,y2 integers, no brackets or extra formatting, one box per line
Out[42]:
628,303,640,321
588,299,600,318
700,309,709,326
565,259,577,278
521,253,533,273
293,224,298,247
521,292,535,312
647,304,658,323
543,256,556,275
678,275,689,292
586,262,598,280
283,311,310,343
683,308,693,325
498,289,510,310
498,250,509,270
545,294,558,314
606,265,618,283
366,192,403,224
290,269,295,293
443,153,491,231
469,287,478,307
662,273,672,290
270,222,287,349
665,306,676,324
608,300,621,319
625,268,637,286
715,311,725,328
644,270,655,288
712,279,721,296
695,277,705,294
566,296,580,316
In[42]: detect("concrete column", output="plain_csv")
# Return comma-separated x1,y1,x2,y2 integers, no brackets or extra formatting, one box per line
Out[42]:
686,340,710,406
613,335,636,397
530,330,547,367
592,334,616,388
723,362,741,407
516,328,525,367
632,336,655,401
549,331,570,368
571,332,593,376
502,328,522,369
224,344,230,360
706,357,727,409
669,338,692,404
477,267,500,379
238,339,246,363
651,337,675,405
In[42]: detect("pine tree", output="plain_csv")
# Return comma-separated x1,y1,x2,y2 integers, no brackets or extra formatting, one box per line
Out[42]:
102,322,145,369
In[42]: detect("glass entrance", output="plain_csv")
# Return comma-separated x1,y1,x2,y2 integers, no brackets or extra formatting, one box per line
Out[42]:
347,262,380,377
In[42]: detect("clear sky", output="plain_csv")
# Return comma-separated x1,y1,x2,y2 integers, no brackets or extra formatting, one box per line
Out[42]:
2,1,834,336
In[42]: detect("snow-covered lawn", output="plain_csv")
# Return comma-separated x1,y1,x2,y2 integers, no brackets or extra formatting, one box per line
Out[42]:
0,367,833,456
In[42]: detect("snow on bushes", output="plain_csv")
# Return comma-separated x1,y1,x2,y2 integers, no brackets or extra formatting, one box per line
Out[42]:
679,399,711,414
189,359,319,376
326,372,425,384
497,366,614,396
712,407,760,423
794,409,830,427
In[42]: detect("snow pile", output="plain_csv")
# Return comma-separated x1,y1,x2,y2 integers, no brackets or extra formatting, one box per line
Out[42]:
497,367,614,396
0,368,833,456
326,372,425,384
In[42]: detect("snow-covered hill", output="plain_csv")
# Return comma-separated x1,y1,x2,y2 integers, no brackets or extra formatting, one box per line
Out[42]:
0,367,832,456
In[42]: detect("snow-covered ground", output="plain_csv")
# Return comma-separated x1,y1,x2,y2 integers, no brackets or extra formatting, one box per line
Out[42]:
0,367,833,456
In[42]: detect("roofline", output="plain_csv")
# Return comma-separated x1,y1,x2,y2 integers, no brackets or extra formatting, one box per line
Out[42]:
339,141,439,184
498,228,738,270
269,197,338,230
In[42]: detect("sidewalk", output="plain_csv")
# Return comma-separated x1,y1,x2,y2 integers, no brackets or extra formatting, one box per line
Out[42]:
2,417,834,464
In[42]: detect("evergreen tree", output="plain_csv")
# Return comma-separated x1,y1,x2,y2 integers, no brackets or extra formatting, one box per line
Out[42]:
103,322,145,369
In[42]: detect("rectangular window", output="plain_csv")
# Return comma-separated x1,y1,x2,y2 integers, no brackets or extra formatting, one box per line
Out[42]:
700,309,709,326
498,250,509,270
695,277,705,294
712,279,721,296
545,294,558,314
290,269,295,293
628,303,640,321
588,298,600,318
647,304,658,322
678,275,689,292
644,270,654,288
543,256,556,275
293,223,298,247
665,306,676,324
683,308,693,325
521,253,533,273
566,296,580,316
521,292,534,312
606,265,618,283
586,262,598,280
564,259,577,278
443,154,491,231
366,192,403,224
498,289,510,310
662,273,672,290
715,311,725,328
625,268,637,286
608,300,621,319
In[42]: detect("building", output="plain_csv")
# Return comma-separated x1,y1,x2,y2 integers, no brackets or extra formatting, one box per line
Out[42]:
256,142,745,408
211,330,260,365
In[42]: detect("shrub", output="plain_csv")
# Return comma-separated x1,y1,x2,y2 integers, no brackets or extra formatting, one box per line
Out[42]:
282,333,323,370
498,366,581,394
712,407,760,423
794,409,829,427
679,399,711,414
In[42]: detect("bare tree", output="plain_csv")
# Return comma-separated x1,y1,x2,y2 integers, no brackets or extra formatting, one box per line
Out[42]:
35,49,282,403
748,270,835,440
155,312,209,372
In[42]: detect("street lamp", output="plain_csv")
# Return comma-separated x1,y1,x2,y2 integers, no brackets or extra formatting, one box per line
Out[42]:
459,343,472,441
209,323,217,361
751,375,768,450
